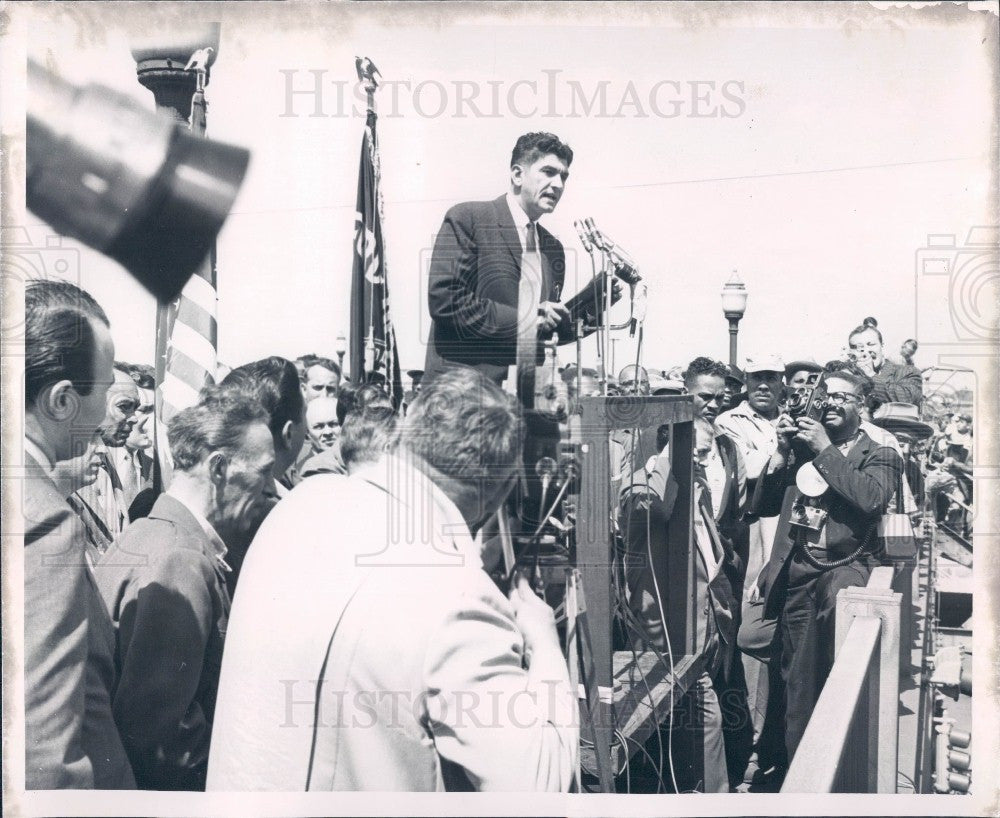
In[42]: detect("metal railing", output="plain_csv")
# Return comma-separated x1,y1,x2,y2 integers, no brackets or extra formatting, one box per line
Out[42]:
782,566,902,793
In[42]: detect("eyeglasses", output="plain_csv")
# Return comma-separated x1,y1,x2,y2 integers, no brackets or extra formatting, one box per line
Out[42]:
825,391,861,406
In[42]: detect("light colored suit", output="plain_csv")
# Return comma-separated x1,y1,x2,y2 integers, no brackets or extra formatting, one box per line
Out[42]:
207,454,578,791
23,446,135,789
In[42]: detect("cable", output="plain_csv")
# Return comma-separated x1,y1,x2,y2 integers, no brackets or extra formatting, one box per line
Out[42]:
618,423,681,795
795,520,873,570
615,494,673,793
616,358,674,794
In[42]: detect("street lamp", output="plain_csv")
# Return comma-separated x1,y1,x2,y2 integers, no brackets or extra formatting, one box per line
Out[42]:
721,271,748,367
334,332,347,381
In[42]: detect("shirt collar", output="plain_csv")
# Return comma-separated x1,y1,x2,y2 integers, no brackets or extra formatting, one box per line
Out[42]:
165,489,231,572
729,400,779,424
355,453,481,570
506,192,535,229
24,435,54,474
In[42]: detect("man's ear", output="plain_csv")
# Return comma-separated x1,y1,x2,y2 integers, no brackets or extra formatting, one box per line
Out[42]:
280,420,294,450
41,380,81,423
510,164,523,191
207,451,229,486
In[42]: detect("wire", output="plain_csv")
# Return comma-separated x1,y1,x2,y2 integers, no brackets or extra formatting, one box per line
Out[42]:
616,360,673,794
615,414,682,794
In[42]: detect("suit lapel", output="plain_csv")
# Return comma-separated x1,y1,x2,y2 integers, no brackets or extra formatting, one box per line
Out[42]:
493,195,522,268
714,437,734,523
495,194,557,299
536,225,557,300
846,431,872,466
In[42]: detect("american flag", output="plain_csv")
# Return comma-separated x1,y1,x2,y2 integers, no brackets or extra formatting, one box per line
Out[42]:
153,75,217,483
349,107,403,407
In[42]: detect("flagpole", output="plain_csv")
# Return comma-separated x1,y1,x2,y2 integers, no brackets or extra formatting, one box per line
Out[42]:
131,26,221,489
360,60,379,382
350,57,404,407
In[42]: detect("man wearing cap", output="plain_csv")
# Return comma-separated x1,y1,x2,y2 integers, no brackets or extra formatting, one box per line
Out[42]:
784,359,824,390
715,354,786,782
721,366,746,414
716,355,786,561
927,411,973,528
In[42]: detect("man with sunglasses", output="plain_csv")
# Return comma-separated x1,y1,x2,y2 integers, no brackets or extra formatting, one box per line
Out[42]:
749,362,903,768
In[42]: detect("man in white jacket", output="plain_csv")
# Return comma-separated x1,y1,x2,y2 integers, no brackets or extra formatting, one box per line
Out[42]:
206,367,578,791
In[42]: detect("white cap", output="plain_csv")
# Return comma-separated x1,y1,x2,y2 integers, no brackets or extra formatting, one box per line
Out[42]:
744,354,785,374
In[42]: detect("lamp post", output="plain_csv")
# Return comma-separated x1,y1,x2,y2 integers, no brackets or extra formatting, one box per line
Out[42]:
721,271,748,367
335,332,347,381
131,25,220,121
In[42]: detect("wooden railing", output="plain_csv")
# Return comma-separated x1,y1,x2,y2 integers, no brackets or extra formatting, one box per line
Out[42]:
782,566,902,793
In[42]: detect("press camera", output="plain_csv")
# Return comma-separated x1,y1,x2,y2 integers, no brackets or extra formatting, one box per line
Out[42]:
784,372,829,423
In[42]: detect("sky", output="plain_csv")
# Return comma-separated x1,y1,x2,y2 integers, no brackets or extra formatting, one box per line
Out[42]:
8,2,997,388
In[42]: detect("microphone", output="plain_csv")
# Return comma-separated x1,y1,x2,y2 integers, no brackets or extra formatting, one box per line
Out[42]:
558,452,579,482
583,217,605,251
574,220,594,254
596,229,642,285
535,456,557,509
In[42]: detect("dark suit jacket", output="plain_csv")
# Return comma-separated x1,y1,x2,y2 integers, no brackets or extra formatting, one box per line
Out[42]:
713,433,749,584
871,359,923,407
23,449,135,789
95,494,231,790
619,462,736,673
424,195,575,385
753,430,903,617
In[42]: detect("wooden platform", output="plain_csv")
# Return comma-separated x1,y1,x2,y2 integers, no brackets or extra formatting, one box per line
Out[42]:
580,648,704,775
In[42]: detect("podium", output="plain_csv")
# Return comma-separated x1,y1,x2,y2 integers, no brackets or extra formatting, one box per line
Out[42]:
574,394,705,782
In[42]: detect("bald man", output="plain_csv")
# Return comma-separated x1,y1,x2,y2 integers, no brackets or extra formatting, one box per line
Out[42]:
306,396,340,453
73,365,141,548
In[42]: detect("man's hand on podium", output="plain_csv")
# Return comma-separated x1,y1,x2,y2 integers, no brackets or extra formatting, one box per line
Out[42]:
538,301,570,334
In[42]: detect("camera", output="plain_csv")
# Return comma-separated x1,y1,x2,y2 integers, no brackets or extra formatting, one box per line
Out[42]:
789,496,828,535
785,373,829,422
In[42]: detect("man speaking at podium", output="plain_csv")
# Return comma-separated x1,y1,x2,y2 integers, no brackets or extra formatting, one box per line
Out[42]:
423,132,600,390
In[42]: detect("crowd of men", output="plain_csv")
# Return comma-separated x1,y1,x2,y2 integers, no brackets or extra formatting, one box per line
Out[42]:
22,131,970,794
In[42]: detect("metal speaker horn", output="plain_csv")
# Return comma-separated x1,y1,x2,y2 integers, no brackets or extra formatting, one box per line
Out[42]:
26,59,250,303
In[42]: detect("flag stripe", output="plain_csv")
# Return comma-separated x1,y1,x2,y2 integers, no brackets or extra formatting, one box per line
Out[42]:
161,375,201,413
168,320,217,375
165,346,213,393
182,272,218,317
176,296,218,344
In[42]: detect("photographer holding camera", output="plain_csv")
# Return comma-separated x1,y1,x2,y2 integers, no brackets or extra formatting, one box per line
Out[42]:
748,362,903,766
847,317,922,409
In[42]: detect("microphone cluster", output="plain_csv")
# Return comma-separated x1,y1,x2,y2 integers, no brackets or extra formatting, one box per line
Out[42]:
573,217,643,286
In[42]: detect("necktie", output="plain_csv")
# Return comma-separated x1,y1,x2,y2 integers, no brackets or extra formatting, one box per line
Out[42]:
515,221,542,407
694,481,725,580
96,450,126,537
116,448,140,508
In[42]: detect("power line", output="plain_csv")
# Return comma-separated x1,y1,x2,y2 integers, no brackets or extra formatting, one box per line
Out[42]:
598,155,975,190
58,153,966,223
